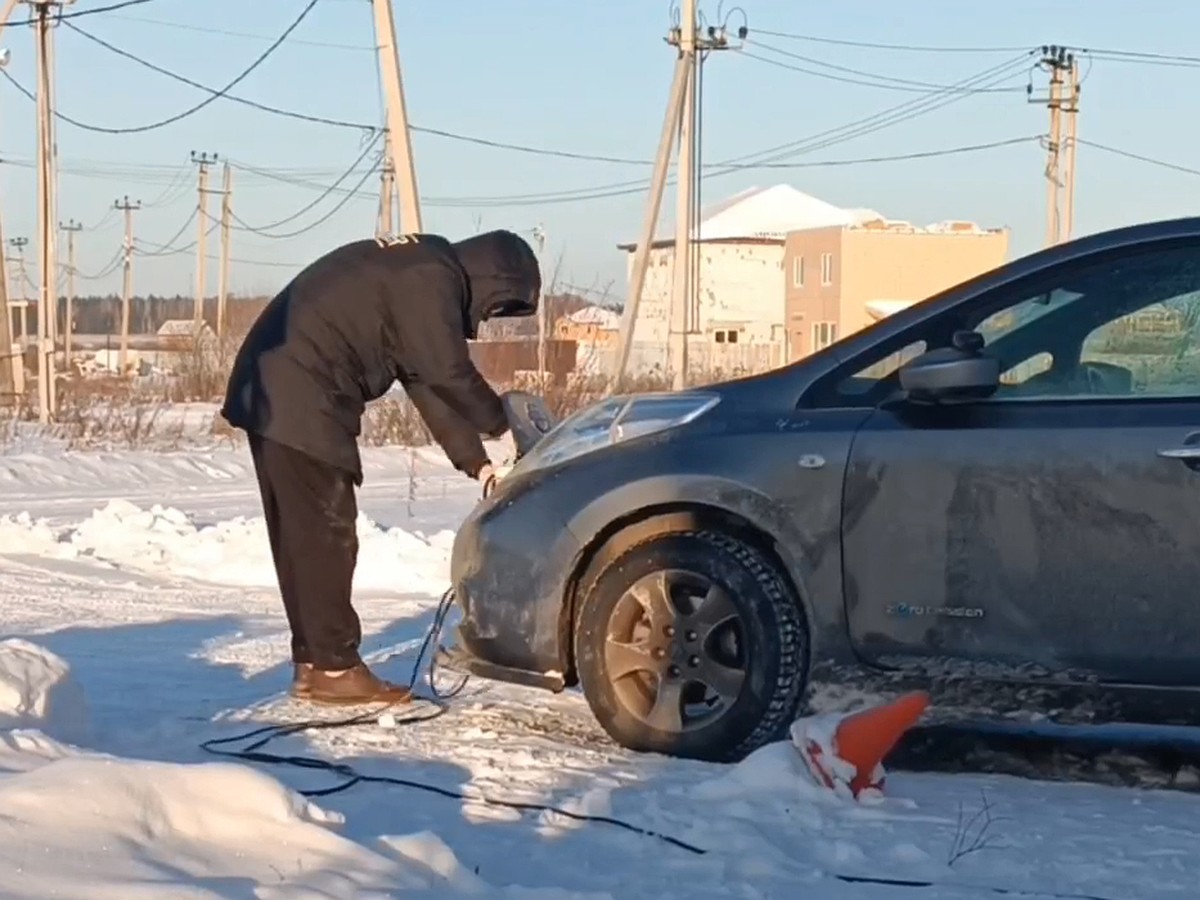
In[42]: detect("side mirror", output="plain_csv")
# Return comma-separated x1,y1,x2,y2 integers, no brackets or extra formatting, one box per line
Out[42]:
898,331,1000,404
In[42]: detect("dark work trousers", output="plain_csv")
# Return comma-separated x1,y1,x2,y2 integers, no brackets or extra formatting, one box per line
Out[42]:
248,434,363,671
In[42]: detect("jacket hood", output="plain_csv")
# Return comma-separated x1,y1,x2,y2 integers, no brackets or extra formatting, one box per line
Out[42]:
450,230,541,338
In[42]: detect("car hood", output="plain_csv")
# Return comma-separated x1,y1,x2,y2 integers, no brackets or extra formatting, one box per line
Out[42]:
501,363,816,462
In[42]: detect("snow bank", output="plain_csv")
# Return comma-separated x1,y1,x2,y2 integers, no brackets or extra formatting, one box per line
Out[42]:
0,443,250,493
0,755,403,899
0,637,609,899
0,639,90,744
0,500,455,596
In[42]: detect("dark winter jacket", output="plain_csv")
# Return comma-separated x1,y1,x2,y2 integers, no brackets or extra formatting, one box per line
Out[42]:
220,229,541,483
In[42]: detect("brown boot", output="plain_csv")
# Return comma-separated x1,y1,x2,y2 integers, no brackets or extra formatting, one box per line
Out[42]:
290,662,314,699
306,663,412,706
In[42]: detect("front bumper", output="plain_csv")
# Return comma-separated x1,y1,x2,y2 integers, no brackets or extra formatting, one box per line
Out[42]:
443,473,583,690
435,643,567,692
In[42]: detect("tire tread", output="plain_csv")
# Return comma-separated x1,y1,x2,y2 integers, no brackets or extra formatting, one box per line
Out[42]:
574,528,810,762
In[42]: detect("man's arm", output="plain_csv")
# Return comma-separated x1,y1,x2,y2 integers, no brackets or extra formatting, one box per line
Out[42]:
390,260,508,457
404,382,491,477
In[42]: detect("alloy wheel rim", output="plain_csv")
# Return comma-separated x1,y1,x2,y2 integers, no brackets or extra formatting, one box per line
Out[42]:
603,568,747,734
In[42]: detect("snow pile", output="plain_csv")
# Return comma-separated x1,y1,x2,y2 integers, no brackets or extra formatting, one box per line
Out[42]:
0,638,609,899
1,500,456,596
0,639,90,745
0,754,404,899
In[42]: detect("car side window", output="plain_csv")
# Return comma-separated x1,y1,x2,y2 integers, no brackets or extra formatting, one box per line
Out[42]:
965,244,1200,401
802,239,1200,409
835,340,928,397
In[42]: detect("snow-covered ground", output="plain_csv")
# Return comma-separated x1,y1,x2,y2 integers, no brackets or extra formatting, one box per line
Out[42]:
1,417,1199,899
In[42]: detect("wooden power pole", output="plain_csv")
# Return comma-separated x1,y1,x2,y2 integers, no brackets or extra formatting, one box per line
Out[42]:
371,0,421,232
0,206,11,399
191,151,217,326
114,196,140,374
611,3,741,387
9,236,27,343
1031,45,1080,247
59,218,81,363
29,0,68,421
532,224,547,381
216,162,232,338
0,0,21,399
377,134,395,238
1062,57,1081,243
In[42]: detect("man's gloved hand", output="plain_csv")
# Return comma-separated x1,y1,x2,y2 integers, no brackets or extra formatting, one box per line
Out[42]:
476,461,514,498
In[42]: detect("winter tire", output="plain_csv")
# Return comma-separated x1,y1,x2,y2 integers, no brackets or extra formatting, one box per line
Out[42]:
574,530,810,762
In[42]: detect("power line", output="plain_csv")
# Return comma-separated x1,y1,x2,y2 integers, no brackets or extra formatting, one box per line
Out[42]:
427,54,1034,206
748,28,1035,53
740,39,1032,93
229,163,379,239
160,55,1037,210
1078,138,1200,178
50,22,655,162
4,0,160,27
424,136,1042,207
108,13,376,50
135,209,198,256
133,218,219,260
21,0,324,134
222,157,375,198
1075,49,1200,70
719,54,1034,166
230,133,383,235
38,15,1028,171
754,29,1200,68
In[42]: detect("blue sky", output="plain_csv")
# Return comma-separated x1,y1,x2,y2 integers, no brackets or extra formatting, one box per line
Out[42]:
0,0,1195,301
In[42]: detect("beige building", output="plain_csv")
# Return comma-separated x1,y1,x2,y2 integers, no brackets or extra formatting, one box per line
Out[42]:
555,305,620,349
783,219,1009,361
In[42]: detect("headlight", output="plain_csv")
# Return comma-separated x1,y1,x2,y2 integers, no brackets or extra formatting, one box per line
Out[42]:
515,391,720,472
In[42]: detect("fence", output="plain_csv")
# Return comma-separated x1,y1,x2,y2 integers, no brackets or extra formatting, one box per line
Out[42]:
576,338,785,383
468,338,578,385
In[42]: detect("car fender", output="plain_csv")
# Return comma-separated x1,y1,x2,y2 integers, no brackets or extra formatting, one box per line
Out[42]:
563,472,816,627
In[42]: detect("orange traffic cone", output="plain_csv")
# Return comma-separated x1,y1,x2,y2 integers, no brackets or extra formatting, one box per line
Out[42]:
794,690,931,799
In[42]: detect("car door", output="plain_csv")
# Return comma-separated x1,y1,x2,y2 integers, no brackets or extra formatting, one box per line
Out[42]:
832,237,1200,688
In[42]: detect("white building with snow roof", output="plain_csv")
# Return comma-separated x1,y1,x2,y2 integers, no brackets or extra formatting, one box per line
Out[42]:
616,184,883,376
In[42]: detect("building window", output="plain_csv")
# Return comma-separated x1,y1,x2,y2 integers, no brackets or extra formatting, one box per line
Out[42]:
820,252,833,286
714,329,740,344
811,321,838,352
792,256,805,288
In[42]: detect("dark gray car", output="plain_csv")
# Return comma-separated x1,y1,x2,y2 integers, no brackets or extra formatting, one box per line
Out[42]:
440,216,1200,762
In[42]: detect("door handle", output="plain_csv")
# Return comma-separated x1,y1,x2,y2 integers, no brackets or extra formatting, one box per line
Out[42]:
1158,446,1200,460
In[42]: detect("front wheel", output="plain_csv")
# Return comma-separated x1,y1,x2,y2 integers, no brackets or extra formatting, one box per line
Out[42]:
574,530,809,762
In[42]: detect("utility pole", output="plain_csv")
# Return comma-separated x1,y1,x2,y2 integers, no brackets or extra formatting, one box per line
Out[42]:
611,6,742,387
667,11,699,390
191,151,217,326
28,0,68,422
0,205,11,400
371,0,421,232
1062,57,1081,243
0,4,15,399
114,196,140,374
216,162,232,338
1030,45,1080,247
532,224,547,382
377,134,395,237
9,236,27,343
59,218,81,363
